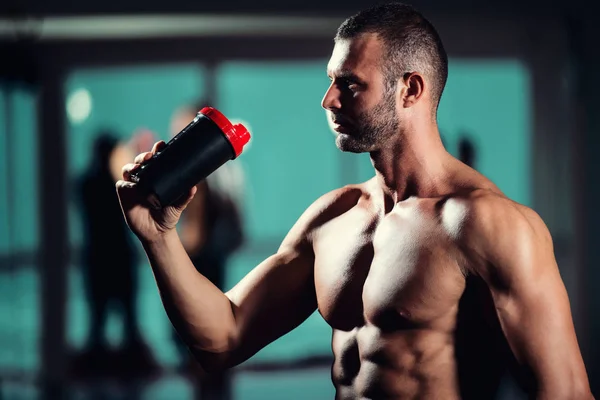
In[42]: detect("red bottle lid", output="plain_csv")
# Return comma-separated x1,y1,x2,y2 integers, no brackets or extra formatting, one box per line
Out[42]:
199,107,251,158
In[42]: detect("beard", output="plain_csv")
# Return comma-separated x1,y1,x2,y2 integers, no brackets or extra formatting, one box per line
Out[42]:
334,91,399,153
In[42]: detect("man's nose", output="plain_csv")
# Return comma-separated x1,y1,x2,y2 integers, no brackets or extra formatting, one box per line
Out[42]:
321,83,342,111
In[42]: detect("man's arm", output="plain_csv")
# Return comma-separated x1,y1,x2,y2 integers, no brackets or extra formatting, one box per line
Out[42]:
142,188,350,372
465,194,592,399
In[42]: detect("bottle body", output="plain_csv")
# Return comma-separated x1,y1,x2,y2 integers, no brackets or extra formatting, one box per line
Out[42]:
130,108,249,209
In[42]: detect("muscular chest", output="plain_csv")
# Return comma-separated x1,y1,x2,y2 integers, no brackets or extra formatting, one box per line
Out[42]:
314,198,466,331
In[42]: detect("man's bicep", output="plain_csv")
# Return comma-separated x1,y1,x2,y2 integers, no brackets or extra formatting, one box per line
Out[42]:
481,215,590,397
489,258,582,387
224,245,317,365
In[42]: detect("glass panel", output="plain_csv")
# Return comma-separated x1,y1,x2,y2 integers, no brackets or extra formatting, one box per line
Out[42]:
0,90,8,254
10,89,40,251
0,85,40,373
64,63,206,368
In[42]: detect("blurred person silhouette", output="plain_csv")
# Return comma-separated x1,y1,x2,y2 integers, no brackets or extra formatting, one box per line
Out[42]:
72,130,159,381
169,102,246,400
458,135,477,168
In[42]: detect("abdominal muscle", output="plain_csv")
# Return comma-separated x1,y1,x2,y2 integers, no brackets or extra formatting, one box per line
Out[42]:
332,325,459,400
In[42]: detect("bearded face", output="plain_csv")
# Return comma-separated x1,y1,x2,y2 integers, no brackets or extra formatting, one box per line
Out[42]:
330,87,399,153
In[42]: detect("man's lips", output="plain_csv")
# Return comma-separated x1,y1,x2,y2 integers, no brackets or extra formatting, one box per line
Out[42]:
332,123,349,133
331,117,353,132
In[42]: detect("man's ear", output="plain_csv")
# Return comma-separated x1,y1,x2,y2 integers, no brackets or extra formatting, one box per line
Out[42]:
399,72,425,108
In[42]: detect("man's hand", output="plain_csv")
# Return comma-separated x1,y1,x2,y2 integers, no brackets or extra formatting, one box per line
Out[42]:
116,140,197,243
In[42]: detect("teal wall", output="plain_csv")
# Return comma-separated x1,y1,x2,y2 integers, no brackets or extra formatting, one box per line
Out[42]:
0,87,40,253
0,86,40,372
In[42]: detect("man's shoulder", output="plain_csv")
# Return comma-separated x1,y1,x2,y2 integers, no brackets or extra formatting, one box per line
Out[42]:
301,183,367,227
453,188,553,268
279,183,367,250
313,183,367,209
458,189,547,238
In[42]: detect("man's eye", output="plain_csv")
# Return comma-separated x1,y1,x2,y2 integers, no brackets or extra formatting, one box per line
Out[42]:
340,79,358,91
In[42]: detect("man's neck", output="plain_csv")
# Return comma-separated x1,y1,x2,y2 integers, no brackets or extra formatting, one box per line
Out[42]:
369,123,454,207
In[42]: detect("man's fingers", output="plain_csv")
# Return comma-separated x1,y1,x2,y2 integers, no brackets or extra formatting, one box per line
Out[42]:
171,185,198,209
116,179,135,190
152,140,166,154
115,179,142,213
121,163,140,181
134,151,153,165
131,141,164,168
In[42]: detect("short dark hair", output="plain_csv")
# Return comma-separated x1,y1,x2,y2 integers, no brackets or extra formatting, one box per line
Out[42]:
336,2,448,111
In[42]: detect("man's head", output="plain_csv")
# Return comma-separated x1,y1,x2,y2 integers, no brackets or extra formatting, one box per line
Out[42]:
322,2,448,153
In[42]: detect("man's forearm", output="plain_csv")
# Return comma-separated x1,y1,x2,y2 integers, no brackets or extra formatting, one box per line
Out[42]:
142,230,238,356
532,374,594,400
535,387,594,400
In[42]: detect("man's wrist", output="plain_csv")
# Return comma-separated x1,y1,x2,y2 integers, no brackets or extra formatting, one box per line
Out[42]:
141,229,180,249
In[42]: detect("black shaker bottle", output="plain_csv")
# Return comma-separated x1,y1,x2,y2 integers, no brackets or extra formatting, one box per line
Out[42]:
130,107,251,209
